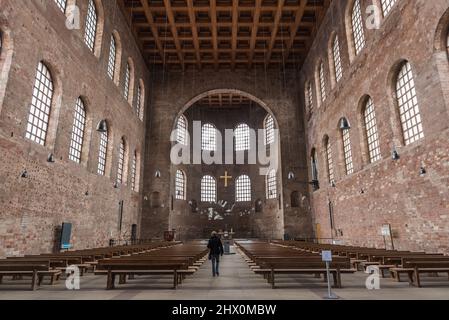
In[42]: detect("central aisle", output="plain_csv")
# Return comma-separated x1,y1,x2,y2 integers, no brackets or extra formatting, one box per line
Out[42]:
159,248,322,300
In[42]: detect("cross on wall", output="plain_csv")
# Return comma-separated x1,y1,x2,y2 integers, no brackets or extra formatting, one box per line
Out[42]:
220,171,233,188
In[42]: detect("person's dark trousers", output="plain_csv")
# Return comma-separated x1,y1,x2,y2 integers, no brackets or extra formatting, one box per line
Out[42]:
211,254,220,276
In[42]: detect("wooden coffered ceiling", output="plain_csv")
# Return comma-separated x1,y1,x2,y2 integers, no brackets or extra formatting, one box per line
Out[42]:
120,0,330,70
196,92,253,108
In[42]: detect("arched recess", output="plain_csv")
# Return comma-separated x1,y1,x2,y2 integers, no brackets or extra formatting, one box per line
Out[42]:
0,26,13,116
434,8,449,53
88,0,104,58
344,0,365,64
71,95,93,166
168,88,285,239
433,8,449,115
176,89,281,129
356,94,374,166
27,59,63,150
111,30,122,86
327,31,338,89
126,57,135,105
137,79,145,120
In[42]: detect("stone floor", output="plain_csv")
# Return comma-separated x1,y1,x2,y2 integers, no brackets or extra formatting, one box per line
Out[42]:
0,248,448,300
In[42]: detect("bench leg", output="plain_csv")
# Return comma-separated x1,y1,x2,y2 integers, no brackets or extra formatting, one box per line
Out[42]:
50,274,57,286
107,271,115,290
119,274,127,284
173,271,178,289
333,271,342,289
31,270,38,291
271,270,275,289
129,274,135,280
38,275,44,286
414,269,422,288
0,275,3,284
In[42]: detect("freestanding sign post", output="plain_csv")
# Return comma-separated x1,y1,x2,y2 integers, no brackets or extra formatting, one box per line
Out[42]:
322,250,339,300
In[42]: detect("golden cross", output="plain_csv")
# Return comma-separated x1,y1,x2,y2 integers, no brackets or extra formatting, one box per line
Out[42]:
220,171,233,188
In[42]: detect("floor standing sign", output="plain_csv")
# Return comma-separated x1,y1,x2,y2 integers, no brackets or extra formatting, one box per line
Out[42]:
322,250,339,300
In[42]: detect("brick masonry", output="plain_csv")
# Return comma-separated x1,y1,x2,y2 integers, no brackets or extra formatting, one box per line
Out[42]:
300,0,449,254
1,0,448,257
0,0,149,257
141,69,313,241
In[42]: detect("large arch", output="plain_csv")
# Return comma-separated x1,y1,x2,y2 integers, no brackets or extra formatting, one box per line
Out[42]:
172,88,281,132
168,89,285,240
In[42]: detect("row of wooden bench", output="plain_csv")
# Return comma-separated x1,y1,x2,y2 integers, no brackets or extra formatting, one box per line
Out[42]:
274,241,449,288
0,241,181,290
94,243,209,290
236,240,356,289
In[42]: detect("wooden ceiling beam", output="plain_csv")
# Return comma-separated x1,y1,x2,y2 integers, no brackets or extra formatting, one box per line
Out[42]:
231,0,238,70
139,0,165,63
248,0,262,68
163,0,185,70
211,0,219,70
186,0,202,69
265,0,285,65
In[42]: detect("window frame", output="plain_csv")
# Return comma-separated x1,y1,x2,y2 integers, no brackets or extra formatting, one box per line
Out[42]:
236,175,252,202
68,98,87,164
25,62,54,146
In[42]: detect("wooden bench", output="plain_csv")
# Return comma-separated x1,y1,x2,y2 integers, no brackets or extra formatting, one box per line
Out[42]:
96,260,189,289
0,264,61,290
236,242,355,289
391,259,449,287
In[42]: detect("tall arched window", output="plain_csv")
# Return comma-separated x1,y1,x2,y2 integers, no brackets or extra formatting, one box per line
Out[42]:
84,0,98,52
69,98,87,163
136,80,145,121
264,115,275,145
107,35,117,80
235,123,250,151
175,170,186,200
136,83,142,117
202,123,216,151
266,170,277,200
117,138,127,185
176,115,188,145
54,0,67,12
305,81,314,113
131,150,138,192
363,98,381,163
124,63,130,101
25,62,54,146
342,126,354,175
236,175,251,202
332,35,343,82
324,137,335,184
201,175,217,203
381,0,397,16
351,0,366,56
97,126,108,176
319,62,327,103
311,149,319,183
396,62,424,145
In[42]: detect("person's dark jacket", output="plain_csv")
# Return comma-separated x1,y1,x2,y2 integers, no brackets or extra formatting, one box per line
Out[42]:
208,236,224,256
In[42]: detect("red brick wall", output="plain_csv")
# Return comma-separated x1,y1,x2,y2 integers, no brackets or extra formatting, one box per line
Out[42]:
300,0,449,254
0,0,149,257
